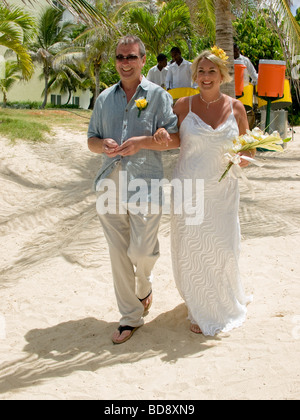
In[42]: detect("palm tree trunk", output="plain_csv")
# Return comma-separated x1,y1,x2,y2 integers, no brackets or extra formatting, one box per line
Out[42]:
94,61,101,103
65,89,72,105
41,70,49,109
215,0,235,98
3,91,7,108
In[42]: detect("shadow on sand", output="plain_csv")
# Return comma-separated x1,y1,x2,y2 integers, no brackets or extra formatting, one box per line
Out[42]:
0,304,218,395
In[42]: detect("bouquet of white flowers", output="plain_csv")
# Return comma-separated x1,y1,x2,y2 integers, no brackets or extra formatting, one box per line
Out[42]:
219,128,291,182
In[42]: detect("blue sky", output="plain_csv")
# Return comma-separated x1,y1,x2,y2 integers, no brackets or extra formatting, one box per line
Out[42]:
291,0,300,15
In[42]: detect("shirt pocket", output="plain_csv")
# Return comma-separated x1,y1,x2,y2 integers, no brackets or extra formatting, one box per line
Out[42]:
132,111,156,137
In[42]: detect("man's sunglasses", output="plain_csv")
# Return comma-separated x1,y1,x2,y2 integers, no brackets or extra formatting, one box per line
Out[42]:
116,54,142,62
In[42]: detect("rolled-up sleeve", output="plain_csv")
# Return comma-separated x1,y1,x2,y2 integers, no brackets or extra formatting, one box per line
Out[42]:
158,91,178,134
87,96,103,139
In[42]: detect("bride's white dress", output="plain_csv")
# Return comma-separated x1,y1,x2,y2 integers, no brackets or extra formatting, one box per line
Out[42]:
171,97,251,336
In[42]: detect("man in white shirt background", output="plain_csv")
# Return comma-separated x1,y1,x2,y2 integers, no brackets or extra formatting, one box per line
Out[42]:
146,54,169,89
234,43,258,87
165,47,196,90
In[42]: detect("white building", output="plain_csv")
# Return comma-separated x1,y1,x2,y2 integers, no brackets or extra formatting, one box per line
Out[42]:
0,0,91,109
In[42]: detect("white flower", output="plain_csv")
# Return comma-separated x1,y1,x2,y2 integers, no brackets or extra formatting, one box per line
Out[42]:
251,127,264,137
270,130,280,138
243,134,256,143
232,144,242,153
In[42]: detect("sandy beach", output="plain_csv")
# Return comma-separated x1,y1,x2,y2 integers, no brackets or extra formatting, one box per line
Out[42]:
0,123,299,400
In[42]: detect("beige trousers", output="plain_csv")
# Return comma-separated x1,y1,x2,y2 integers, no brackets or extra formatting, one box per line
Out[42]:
96,164,162,327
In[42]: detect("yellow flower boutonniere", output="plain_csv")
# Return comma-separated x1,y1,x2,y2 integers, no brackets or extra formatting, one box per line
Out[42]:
135,98,148,117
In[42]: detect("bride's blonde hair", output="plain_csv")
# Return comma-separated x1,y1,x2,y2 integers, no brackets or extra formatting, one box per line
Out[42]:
191,50,232,84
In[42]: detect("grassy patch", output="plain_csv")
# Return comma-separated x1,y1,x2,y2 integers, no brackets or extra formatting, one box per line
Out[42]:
0,108,92,142
0,117,51,142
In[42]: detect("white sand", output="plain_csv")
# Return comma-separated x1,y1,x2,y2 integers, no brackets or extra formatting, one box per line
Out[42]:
0,125,299,400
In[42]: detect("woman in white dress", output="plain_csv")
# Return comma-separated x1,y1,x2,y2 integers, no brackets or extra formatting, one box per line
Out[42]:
155,49,254,336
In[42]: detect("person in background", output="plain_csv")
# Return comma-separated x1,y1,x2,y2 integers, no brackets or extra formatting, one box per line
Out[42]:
147,53,169,89
234,43,258,87
166,47,196,90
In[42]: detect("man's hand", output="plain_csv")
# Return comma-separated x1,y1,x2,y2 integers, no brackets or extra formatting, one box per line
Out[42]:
115,137,143,156
88,137,119,156
103,138,119,157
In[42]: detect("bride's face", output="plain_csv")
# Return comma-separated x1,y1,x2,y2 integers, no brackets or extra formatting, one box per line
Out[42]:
196,58,223,92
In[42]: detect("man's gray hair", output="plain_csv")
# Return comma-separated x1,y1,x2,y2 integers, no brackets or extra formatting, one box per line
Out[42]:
116,35,146,57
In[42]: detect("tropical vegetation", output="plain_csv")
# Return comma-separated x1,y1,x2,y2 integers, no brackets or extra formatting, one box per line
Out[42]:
30,7,76,108
0,61,22,107
0,0,299,109
0,3,35,79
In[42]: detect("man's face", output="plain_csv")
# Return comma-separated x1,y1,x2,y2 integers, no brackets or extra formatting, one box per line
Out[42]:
161,58,168,68
115,42,146,83
171,50,182,64
158,58,168,69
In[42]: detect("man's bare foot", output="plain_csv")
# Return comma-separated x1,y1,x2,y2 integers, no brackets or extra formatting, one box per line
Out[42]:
190,323,202,334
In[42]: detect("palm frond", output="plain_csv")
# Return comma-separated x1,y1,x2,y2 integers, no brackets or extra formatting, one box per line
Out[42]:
16,0,116,29
0,36,33,80
185,0,215,37
0,4,36,43
266,0,300,55
0,21,24,45
128,8,158,53
128,1,192,55
52,50,85,71
111,1,147,22
157,2,191,37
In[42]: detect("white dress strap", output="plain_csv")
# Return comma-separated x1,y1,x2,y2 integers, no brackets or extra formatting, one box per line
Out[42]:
230,98,234,113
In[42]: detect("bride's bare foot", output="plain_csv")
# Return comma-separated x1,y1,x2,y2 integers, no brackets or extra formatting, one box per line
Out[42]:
190,323,202,334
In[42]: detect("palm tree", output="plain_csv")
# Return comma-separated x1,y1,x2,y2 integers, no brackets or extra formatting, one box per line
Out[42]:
0,61,22,107
127,0,192,56
215,0,235,96
54,1,146,105
186,0,300,97
20,0,300,98
0,4,35,80
185,0,215,38
53,27,111,104
47,60,86,106
16,0,116,28
30,7,75,109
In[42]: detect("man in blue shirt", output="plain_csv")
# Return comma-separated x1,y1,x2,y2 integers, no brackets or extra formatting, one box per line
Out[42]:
88,35,179,344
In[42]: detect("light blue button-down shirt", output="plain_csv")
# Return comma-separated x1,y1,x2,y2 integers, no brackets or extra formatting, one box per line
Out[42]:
88,77,178,201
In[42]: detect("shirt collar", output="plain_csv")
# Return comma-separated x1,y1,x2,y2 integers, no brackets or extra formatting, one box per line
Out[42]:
171,58,189,67
115,76,150,93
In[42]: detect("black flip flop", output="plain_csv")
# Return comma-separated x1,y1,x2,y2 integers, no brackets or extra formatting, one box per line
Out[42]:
139,290,153,315
112,325,139,344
